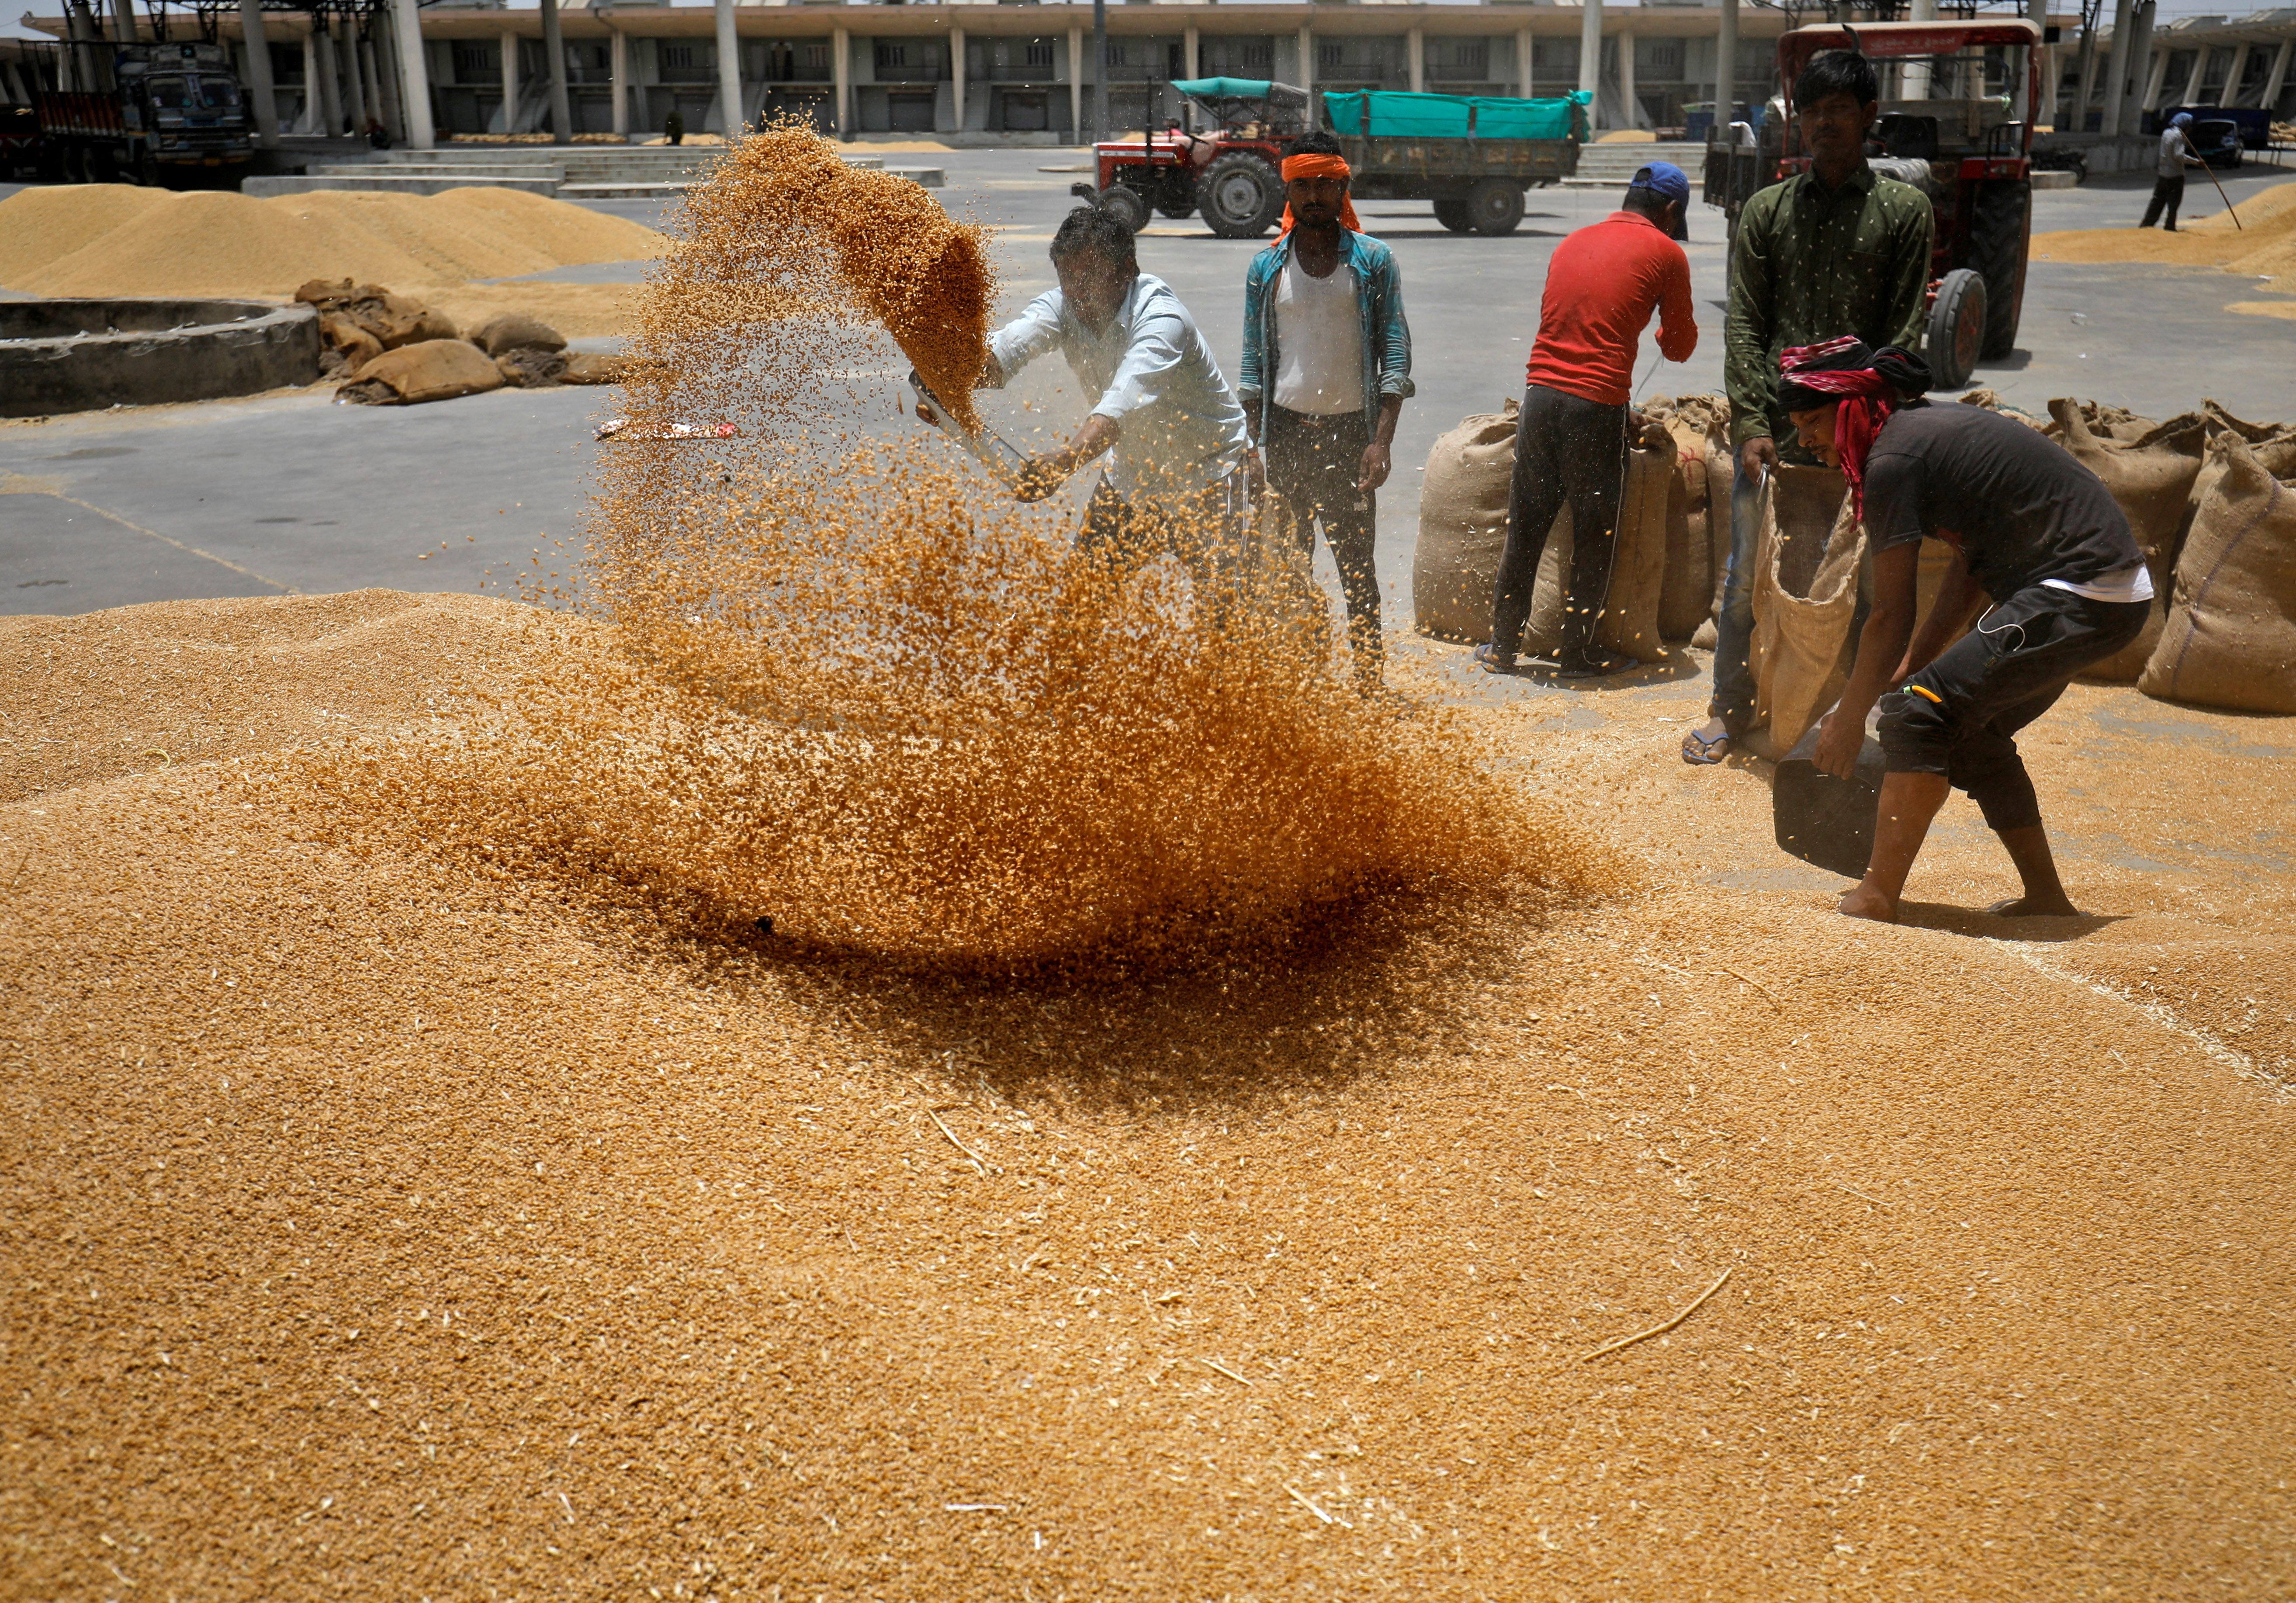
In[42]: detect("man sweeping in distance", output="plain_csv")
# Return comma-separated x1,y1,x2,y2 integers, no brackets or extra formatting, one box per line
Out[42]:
1683,48,1934,762
2139,111,2205,233
1785,338,2151,924
1475,160,1697,678
1236,129,1414,689
917,205,1251,599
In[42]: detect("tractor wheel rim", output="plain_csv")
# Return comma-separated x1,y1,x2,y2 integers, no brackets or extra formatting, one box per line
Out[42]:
1214,175,1258,215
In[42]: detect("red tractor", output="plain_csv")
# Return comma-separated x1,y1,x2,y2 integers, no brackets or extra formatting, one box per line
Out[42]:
1718,20,2042,390
1071,77,1308,239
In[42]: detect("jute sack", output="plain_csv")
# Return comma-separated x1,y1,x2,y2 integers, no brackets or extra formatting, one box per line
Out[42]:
471,312,567,357
337,339,506,406
1412,399,1520,641
495,348,569,388
317,312,381,370
2048,400,2207,682
1690,432,1739,651
1657,396,1725,640
561,352,640,385
1596,424,1674,661
1749,464,1855,753
2140,433,2296,714
2043,398,2156,443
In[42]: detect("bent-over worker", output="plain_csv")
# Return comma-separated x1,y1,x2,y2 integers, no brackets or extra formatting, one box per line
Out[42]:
1476,161,1697,677
931,205,1251,600
1787,338,2151,924
2140,111,2203,232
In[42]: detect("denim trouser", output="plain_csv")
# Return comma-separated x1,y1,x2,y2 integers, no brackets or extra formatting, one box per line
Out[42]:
1706,457,1765,731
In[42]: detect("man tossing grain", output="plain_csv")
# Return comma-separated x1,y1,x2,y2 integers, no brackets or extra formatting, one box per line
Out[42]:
1787,339,2150,925
920,205,1252,600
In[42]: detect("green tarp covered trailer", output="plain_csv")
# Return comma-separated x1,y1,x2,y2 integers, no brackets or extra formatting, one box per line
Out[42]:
1322,90,1588,234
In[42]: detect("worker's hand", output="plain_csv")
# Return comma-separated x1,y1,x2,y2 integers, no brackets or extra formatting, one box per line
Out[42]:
1356,440,1392,492
1243,446,1266,499
1012,455,1067,504
913,395,941,429
1740,435,1778,482
1812,704,1864,781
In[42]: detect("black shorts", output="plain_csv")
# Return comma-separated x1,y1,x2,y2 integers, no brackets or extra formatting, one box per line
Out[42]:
1876,584,2147,833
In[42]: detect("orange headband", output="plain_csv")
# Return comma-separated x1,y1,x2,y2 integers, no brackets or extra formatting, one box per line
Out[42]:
1277,153,1361,237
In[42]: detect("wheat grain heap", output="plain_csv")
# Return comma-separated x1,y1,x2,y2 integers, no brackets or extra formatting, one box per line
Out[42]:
4,126,2296,1600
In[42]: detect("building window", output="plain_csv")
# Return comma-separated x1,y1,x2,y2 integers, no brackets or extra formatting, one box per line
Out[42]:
452,42,498,80
804,44,828,71
876,43,907,69
1025,41,1054,69
662,45,694,70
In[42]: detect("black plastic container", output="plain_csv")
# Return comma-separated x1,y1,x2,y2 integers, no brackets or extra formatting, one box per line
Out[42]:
1773,720,1889,879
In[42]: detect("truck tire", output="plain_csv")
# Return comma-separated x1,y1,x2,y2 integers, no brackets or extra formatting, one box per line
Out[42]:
1432,197,1473,233
1467,178,1525,236
1968,179,2029,361
1199,152,1282,238
1925,268,1986,391
1096,183,1150,235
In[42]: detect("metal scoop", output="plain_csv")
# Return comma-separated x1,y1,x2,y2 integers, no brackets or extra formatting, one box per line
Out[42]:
907,368,1030,490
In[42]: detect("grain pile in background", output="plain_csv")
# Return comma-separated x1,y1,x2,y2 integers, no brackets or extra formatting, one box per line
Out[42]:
285,117,1608,971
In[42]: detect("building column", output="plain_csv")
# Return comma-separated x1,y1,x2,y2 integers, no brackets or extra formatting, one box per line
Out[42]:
2099,0,2134,134
715,0,741,143
2222,43,2250,106
2024,0,2050,125
109,0,135,47
1715,0,1737,125
237,0,281,147
367,27,403,142
951,26,966,130
296,28,319,132
501,28,519,134
1183,24,1198,81
1407,27,1423,94
340,17,371,135
1617,26,1635,128
832,25,850,138
2143,43,2171,112
2179,44,2208,109
2072,23,2099,129
539,0,571,145
2261,39,2294,115
314,24,343,135
1577,0,1603,129
1068,25,1084,138
1299,23,1315,128
1516,27,1534,97
609,23,628,136
1904,0,1938,99
2121,0,2156,128
394,0,433,149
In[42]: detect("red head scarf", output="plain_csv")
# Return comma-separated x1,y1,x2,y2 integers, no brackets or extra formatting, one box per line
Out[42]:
1276,153,1361,238
1777,337,1932,514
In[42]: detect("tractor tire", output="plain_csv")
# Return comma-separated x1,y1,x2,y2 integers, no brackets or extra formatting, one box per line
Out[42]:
1968,179,2029,361
1432,196,1473,233
1467,178,1525,236
1096,183,1150,235
1925,267,1987,392
1199,151,1283,238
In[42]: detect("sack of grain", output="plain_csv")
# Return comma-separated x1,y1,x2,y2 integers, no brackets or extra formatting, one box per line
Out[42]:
2048,400,2206,682
294,277,388,308
1412,399,1520,641
471,312,567,357
1749,464,1855,753
337,338,505,406
317,311,381,369
560,352,638,386
495,347,568,388
1953,389,2047,430
2139,433,2296,715
1690,429,1741,651
2042,398,2156,443
1596,421,1674,661
366,293,458,350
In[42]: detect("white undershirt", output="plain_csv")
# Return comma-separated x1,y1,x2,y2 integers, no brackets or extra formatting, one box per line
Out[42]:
2042,564,2156,605
1272,259,1364,416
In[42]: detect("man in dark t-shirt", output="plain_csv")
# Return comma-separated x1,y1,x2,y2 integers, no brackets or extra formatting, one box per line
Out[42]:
1784,338,2149,924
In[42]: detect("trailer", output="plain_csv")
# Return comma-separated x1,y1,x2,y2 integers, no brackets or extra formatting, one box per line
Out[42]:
1076,79,1585,239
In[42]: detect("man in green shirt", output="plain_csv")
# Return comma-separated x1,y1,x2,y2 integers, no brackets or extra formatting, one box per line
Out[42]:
1682,49,1935,765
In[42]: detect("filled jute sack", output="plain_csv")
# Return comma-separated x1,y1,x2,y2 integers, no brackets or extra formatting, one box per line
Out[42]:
2140,432,2296,714
470,312,566,357
1656,394,1729,641
560,351,641,386
337,339,506,406
1749,463,1854,754
2050,400,2207,682
1413,399,1520,641
2042,398,2157,444
1596,422,1676,661
1690,431,1739,651
495,347,569,388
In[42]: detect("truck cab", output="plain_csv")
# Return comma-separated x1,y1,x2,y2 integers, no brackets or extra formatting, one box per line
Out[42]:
28,38,254,187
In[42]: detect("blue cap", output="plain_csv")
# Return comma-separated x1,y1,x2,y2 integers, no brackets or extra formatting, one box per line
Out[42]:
2170,111,2194,127
1629,161,1691,239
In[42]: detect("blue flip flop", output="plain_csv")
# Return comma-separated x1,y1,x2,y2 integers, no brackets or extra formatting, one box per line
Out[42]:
1473,641,1516,675
1681,727,1730,765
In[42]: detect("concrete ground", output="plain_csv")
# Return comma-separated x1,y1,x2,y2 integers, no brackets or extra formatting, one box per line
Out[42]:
0,159,2290,632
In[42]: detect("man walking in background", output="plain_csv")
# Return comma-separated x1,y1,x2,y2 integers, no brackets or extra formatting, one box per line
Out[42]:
1476,162,1696,678
1236,128,1414,687
1682,48,1933,762
2140,111,2202,232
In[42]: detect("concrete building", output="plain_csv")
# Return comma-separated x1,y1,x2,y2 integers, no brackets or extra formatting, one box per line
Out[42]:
8,1,2288,150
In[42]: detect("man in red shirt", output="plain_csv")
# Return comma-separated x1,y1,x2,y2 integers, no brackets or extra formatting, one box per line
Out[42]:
1475,163,1697,676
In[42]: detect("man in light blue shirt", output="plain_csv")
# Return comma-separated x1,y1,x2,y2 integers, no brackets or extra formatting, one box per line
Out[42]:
967,207,1252,596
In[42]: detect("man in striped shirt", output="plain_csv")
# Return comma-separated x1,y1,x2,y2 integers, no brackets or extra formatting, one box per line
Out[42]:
1682,48,1935,765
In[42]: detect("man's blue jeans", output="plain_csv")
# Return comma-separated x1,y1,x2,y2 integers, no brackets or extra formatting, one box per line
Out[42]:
1706,457,1764,731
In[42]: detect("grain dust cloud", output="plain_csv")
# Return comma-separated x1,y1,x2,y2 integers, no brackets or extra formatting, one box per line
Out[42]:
292,120,1611,969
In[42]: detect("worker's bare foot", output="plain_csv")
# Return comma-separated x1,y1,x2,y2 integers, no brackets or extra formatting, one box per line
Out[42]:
1987,894,2080,918
1837,883,1899,923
